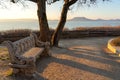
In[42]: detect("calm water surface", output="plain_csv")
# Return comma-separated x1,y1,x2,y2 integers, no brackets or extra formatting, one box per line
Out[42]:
0,20,120,31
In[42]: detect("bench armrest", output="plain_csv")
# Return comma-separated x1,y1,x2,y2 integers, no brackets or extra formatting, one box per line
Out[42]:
36,40,50,47
30,33,50,47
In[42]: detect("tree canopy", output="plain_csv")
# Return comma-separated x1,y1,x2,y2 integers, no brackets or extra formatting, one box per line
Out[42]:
11,0,109,4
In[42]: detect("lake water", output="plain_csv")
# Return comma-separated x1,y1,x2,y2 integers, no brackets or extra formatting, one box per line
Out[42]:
0,19,120,31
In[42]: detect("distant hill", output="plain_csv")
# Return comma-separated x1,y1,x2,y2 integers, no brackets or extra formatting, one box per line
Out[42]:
69,17,120,21
70,17,91,21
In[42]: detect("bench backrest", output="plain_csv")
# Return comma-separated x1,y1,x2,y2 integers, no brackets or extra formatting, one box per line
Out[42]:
2,33,37,63
13,34,35,55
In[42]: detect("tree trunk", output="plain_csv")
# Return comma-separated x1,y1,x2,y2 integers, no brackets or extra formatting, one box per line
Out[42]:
51,3,69,46
37,0,50,42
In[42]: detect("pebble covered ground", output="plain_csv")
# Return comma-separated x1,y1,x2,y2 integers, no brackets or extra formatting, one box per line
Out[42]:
0,37,120,80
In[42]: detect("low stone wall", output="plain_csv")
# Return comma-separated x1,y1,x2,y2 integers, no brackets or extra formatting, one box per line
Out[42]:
107,38,120,56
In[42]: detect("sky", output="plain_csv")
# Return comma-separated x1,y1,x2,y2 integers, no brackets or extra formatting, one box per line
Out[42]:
0,0,120,20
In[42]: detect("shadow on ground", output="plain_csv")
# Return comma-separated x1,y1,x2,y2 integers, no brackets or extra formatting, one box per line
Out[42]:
36,37,120,80
1,37,120,80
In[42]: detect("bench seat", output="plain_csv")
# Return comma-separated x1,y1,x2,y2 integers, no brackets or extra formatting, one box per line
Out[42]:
22,47,44,61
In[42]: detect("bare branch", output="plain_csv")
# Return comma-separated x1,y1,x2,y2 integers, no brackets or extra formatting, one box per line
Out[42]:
67,0,78,6
11,0,15,3
29,0,37,3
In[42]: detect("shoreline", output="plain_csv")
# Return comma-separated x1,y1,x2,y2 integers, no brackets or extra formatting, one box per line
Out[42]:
0,25,120,31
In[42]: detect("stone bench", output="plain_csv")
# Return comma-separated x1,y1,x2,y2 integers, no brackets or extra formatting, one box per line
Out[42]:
2,33,50,76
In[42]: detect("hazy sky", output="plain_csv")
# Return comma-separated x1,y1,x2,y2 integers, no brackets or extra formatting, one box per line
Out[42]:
0,0,120,20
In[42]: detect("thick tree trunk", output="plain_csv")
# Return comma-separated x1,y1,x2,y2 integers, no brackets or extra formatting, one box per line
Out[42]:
37,0,50,42
51,0,77,47
51,3,69,46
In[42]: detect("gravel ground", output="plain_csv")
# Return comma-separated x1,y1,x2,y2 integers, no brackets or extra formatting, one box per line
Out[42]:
0,37,120,80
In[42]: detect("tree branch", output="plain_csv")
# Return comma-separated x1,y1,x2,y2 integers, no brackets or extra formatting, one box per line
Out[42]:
11,0,15,3
67,0,78,6
29,0,37,3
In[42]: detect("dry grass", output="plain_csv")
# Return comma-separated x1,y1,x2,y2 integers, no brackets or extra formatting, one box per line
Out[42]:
0,47,11,77
74,26,120,31
0,29,38,43
1,26,120,35
0,29,32,38
0,26,120,43
0,47,9,61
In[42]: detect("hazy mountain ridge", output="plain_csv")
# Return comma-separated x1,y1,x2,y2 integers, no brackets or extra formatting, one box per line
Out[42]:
0,17,120,21
69,17,120,21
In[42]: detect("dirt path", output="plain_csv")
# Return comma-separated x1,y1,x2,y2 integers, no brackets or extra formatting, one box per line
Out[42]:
1,37,120,80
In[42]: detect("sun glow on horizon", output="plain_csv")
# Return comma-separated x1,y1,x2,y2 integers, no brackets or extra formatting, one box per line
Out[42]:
0,0,38,19
0,0,120,20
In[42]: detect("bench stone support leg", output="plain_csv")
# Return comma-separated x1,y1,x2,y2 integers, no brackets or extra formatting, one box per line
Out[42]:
10,58,36,76
41,45,51,57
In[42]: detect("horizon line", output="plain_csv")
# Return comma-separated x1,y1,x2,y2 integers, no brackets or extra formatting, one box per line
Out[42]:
0,17,120,21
